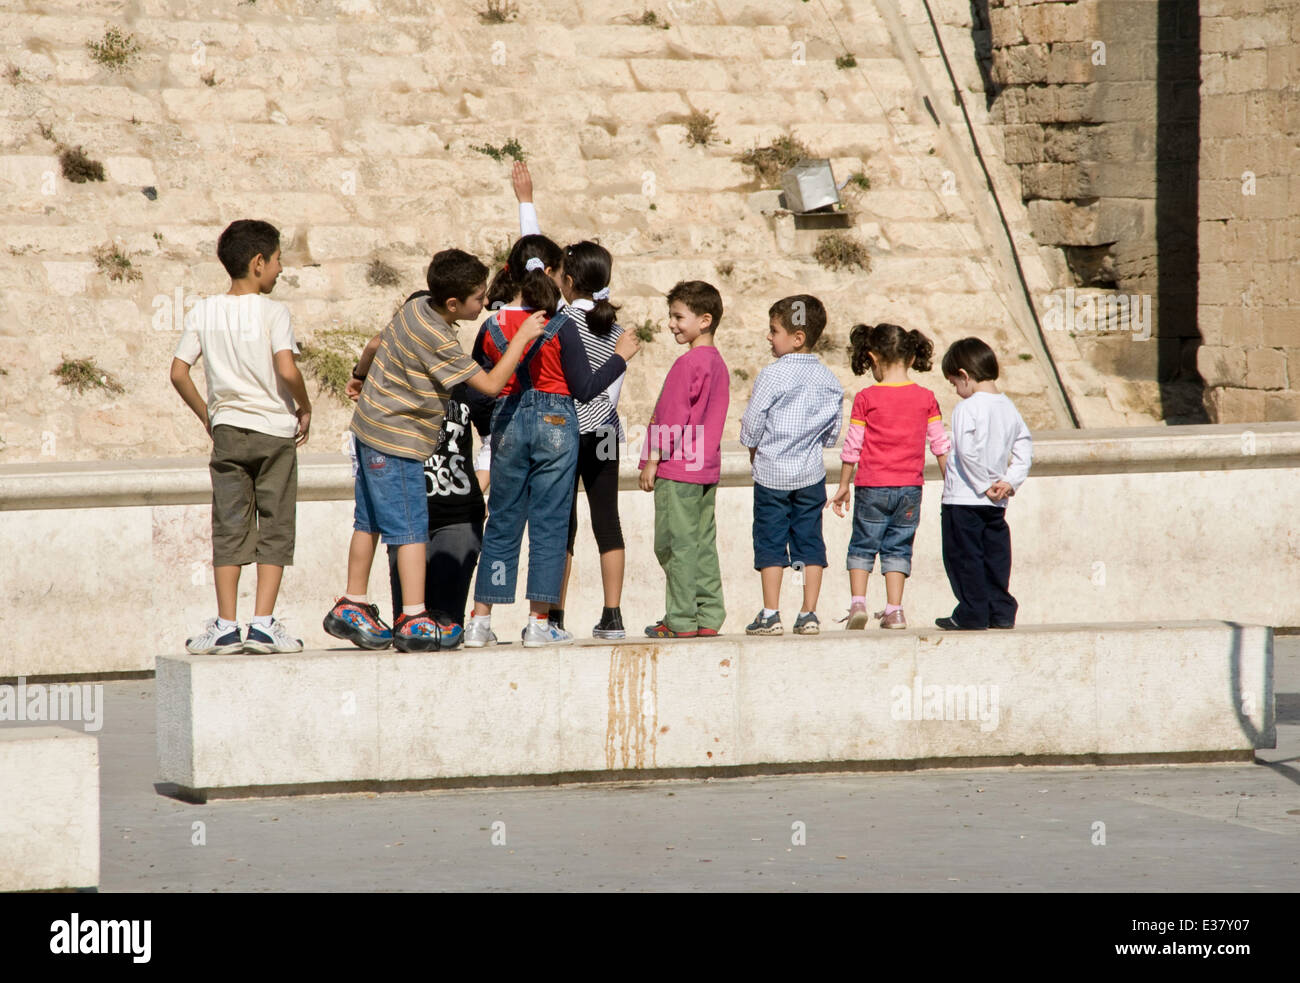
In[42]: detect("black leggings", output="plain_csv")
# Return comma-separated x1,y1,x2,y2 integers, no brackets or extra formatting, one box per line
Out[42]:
567,428,625,555
386,518,484,626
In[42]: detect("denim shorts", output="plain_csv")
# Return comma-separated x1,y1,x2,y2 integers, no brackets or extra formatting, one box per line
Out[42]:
352,437,429,546
848,485,922,576
753,480,828,570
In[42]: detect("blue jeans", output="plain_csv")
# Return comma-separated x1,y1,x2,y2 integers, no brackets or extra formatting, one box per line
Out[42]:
352,438,429,546
847,485,922,576
752,480,828,570
474,390,579,605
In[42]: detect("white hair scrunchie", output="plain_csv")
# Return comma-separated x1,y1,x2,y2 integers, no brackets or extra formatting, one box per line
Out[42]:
592,286,611,301
524,257,545,273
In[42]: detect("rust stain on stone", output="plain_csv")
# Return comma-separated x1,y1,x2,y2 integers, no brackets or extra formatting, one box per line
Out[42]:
605,645,659,770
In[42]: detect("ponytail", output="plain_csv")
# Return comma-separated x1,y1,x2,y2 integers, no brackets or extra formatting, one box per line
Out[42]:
486,234,563,316
563,240,619,335
850,322,935,375
849,323,872,376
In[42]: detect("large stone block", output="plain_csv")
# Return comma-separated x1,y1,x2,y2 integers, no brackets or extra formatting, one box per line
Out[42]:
0,728,99,891
1245,347,1288,390
154,622,1275,797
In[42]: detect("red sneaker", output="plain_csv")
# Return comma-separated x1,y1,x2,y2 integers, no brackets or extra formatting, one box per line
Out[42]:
644,620,697,638
696,627,720,637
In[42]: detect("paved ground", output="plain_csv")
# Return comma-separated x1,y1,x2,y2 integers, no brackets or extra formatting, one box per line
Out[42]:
17,638,1300,892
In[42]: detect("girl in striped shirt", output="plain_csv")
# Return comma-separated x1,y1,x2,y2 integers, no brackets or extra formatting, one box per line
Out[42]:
554,241,629,639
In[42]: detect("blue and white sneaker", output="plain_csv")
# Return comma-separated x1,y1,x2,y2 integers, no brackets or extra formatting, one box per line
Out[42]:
243,618,303,654
186,618,244,655
521,619,574,648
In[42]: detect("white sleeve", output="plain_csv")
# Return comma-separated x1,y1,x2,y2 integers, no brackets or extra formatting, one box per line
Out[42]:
268,302,297,355
475,441,491,473
519,202,540,237
953,401,997,495
173,302,201,364
1004,410,1033,491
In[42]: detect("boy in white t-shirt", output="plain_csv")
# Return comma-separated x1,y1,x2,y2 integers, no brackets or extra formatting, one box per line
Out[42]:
170,220,312,654
936,336,1033,631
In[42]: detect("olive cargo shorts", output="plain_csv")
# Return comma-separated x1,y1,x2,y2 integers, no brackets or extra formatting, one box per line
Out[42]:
209,424,297,567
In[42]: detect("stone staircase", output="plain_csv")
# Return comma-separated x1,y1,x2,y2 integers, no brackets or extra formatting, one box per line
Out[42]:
0,0,1149,464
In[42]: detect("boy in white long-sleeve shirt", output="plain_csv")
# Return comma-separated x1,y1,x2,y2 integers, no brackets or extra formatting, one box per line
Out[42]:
936,337,1033,630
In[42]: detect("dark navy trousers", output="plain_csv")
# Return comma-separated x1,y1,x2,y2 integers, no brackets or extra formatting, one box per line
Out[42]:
940,504,1017,628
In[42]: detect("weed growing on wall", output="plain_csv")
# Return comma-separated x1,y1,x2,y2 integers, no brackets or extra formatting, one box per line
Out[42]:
86,27,141,71
813,232,870,273
93,243,140,281
299,327,373,402
54,357,125,394
735,134,813,185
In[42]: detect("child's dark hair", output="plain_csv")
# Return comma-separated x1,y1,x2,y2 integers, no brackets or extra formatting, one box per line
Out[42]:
425,249,489,307
666,280,723,331
217,219,280,279
940,336,999,382
486,234,562,316
769,294,826,350
848,323,934,376
563,240,618,335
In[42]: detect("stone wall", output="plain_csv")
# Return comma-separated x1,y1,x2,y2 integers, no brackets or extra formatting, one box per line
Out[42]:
1197,0,1300,423
0,0,1095,466
984,0,1208,423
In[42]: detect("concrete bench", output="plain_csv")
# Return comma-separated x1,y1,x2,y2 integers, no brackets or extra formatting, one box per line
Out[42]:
155,621,1275,801
0,727,99,891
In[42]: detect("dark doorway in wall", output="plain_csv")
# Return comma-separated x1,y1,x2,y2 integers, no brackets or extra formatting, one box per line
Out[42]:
1156,0,1209,422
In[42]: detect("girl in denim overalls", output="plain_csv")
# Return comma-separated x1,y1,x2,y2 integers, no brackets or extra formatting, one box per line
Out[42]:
466,235,640,647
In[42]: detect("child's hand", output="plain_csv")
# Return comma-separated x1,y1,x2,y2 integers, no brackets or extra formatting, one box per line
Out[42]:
345,376,363,401
829,484,851,517
639,460,657,492
615,330,641,362
294,407,311,446
986,480,1012,502
512,161,533,203
517,310,547,344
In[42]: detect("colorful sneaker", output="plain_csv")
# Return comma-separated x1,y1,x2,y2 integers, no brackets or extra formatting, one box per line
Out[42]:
593,607,626,640
393,611,443,653
186,619,243,655
696,627,720,637
876,608,907,630
844,600,869,630
463,619,498,648
644,620,697,638
522,619,574,648
793,611,820,635
745,610,783,636
243,618,303,654
323,597,393,650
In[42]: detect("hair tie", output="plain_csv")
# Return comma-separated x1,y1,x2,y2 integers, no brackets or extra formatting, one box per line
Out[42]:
524,257,545,273
592,286,610,301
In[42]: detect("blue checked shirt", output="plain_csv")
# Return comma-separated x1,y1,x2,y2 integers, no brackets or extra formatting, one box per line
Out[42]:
739,353,844,491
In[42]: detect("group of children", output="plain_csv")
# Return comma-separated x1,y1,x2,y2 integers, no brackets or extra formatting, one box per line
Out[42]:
172,166,1032,655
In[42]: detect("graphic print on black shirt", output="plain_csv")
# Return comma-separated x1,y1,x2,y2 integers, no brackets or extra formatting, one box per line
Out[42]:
423,382,492,531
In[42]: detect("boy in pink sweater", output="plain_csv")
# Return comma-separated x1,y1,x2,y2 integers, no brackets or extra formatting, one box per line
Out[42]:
638,281,730,637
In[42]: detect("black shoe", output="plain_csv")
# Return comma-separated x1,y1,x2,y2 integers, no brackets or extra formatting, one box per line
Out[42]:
934,617,986,631
990,621,1016,629
593,607,626,640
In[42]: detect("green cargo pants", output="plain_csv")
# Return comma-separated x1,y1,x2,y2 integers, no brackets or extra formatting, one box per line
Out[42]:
653,478,725,633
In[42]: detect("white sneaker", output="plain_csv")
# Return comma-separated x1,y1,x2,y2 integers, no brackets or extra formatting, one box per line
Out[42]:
521,620,574,648
185,618,244,655
243,618,303,654
463,619,498,648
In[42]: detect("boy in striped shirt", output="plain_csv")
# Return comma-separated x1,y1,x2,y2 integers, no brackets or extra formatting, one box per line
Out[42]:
323,249,543,652
738,295,844,636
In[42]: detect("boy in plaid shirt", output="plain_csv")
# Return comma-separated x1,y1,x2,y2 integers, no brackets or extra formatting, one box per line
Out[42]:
738,295,844,636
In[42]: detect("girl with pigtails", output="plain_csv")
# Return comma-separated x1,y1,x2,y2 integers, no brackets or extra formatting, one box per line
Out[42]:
830,323,950,631
465,234,640,648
